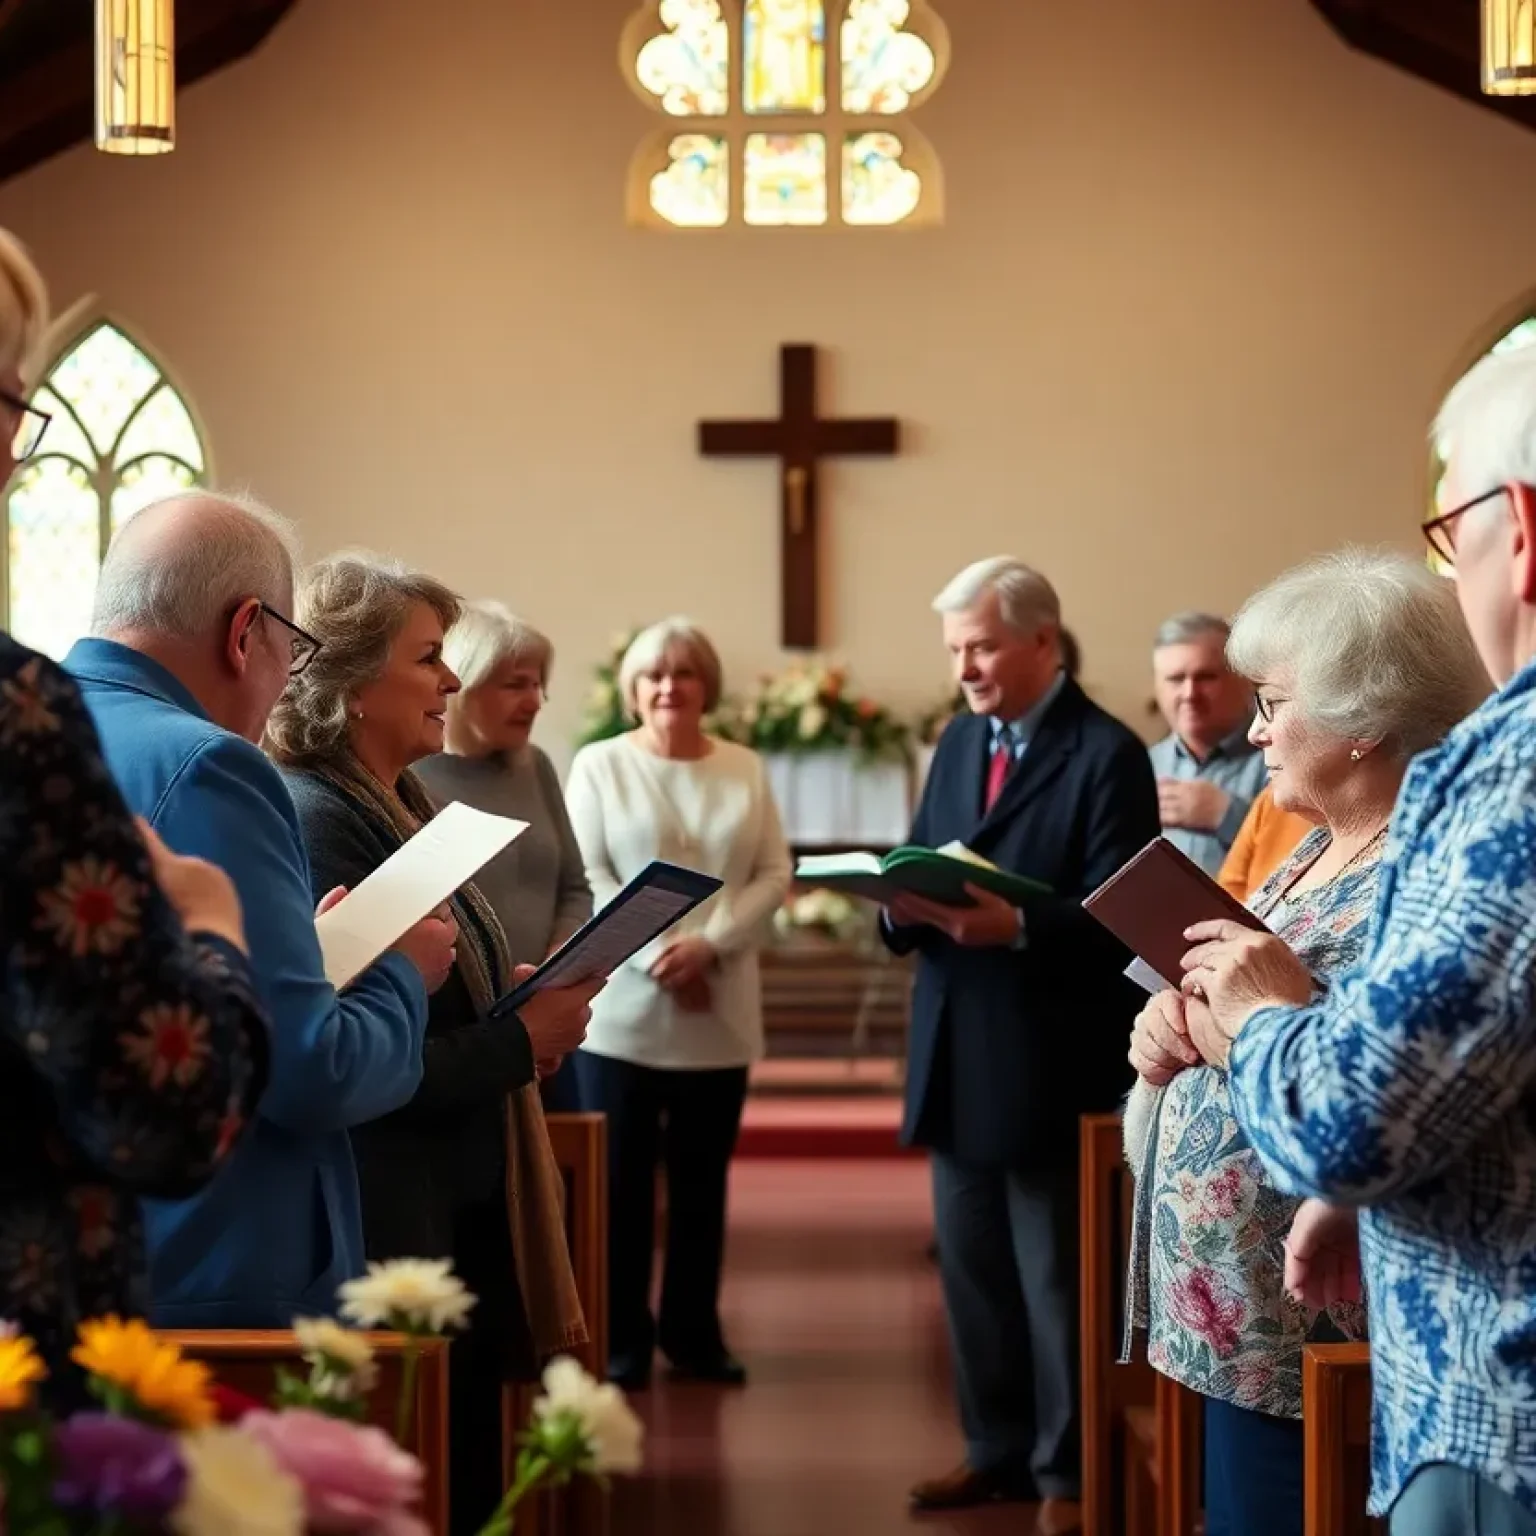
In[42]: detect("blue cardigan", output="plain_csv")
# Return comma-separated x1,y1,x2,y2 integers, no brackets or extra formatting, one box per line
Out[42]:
65,639,429,1327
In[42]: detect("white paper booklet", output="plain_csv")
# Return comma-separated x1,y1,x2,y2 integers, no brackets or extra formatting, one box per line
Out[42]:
315,801,527,989
1124,956,1176,995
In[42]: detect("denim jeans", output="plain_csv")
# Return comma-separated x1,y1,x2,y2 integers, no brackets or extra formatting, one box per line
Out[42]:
1391,1465,1536,1536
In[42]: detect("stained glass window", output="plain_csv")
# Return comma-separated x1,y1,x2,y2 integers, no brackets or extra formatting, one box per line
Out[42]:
628,0,945,228
840,0,937,113
744,132,827,224
743,0,826,114
634,0,729,115
5,322,207,659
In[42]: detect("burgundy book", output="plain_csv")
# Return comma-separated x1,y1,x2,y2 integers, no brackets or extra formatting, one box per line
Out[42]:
1081,836,1269,985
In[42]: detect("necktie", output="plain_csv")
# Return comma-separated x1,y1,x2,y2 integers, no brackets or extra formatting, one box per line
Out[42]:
984,734,1013,812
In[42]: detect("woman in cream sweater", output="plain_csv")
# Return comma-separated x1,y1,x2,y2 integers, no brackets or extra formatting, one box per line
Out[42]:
565,617,792,1390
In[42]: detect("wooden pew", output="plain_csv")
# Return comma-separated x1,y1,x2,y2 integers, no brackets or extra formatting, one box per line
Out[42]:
1080,1112,1156,1536
166,1331,450,1536
1302,1343,1384,1536
503,1111,612,1536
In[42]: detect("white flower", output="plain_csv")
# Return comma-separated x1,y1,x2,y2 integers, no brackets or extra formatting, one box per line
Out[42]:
533,1356,644,1475
293,1317,379,1393
798,703,827,740
173,1427,304,1536
337,1259,477,1335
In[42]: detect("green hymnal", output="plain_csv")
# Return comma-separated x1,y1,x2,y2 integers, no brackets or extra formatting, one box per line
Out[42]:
793,841,1051,908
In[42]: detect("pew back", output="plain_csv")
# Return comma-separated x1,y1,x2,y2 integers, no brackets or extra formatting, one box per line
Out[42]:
1302,1342,1383,1536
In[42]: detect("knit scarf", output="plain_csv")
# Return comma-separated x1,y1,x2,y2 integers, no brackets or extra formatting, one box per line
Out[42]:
307,753,587,1361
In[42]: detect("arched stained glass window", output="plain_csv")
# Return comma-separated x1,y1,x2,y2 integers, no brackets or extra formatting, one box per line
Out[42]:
5,322,208,659
624,0,947,229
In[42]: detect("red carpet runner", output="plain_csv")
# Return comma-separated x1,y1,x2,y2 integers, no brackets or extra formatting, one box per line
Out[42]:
735,1094,916,1158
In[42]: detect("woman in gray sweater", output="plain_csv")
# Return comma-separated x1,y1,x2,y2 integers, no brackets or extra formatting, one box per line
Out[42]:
417,601,593,1109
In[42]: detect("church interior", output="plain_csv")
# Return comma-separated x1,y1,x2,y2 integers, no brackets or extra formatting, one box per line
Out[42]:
1,0,1533,1533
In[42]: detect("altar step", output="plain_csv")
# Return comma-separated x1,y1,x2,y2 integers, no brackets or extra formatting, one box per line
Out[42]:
750,1056,902,1097
737,1093,914,1159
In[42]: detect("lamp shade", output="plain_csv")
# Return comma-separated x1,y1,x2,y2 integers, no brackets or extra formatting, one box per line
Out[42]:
95,0,175,154
1484,0,1536,95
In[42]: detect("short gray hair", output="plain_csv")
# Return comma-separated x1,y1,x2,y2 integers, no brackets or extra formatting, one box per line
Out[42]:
0,226,48,378
931,556,1061,634
618,617,723,714
1432,342,1536,495
1154,611,1230,652
265,553,462,766
92,490,298,641
1227,548,1489,760
445,600,554,694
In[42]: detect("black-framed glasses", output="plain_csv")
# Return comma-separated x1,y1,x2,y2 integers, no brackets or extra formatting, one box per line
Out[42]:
1422,484,1509,575
259,602,323,677
0,386,50,463
1253,691,1289,724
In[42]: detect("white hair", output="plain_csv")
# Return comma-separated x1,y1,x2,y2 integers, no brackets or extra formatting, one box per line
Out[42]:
617,617,723,714
1153,611,1230,653
91,490,300,642
445,600,554,695
0,227,48,378
1433,343,1536,495
1227,547,1489,760
931,556,1061,634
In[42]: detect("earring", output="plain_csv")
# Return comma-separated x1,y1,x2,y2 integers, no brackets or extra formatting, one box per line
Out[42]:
1350,748,1363,762
351,709,364,722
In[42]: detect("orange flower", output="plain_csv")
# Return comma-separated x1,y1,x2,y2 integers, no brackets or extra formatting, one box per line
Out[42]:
73,1316,215,1428
0,1332,46,1412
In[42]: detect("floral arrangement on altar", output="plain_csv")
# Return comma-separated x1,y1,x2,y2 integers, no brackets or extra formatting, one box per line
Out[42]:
773,888,864,945
0,1259,641,1536
716,659,910,763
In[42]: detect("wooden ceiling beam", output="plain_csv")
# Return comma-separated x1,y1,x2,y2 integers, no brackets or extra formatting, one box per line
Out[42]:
0,0,298,182
1311,0,1536,132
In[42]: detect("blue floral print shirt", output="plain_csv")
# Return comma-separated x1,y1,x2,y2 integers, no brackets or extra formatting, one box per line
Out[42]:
1230,656,1536,1518
0,636,268,1375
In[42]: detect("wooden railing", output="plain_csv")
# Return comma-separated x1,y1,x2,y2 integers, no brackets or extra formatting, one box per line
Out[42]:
1303,1343,1383,1536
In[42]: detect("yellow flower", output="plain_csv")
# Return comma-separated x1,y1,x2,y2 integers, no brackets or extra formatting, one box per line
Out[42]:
173,1427,303,1536
293,1317,378,1394
73,1317,216,1429
0,1331,46,1411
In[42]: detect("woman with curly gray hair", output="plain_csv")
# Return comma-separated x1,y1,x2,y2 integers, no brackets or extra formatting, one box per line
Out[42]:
266,553,599,1534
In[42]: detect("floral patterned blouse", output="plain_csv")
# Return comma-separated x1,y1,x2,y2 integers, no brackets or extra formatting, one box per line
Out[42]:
0,636,268,1376
1122,826,1381,1418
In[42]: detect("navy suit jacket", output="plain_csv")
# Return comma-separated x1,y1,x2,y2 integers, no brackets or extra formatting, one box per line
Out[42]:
66,640,429,1327
886,680,1160,1169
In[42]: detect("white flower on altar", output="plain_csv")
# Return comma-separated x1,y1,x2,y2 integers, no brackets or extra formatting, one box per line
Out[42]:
798,702,827,740
293,1317,378,1393
173,1426,304,1536
531,1357,644,1475
338,1258,476,1335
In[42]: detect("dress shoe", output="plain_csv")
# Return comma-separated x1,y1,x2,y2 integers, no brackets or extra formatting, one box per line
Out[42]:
665,1351,748,1386
607,1358,652,1392
1035,1497,1083,1536
907,1463,1035,1511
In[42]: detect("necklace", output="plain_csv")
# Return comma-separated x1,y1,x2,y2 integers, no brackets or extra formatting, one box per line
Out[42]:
1273,823,1388,910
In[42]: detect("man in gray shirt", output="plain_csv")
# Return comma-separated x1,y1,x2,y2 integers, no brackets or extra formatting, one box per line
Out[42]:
1148,611,1266,875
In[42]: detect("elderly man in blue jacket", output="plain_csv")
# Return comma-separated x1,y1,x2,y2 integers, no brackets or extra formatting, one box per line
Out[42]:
67,491,454,1327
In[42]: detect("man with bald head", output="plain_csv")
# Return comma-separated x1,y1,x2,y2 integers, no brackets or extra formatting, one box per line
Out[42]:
65,492,452,1327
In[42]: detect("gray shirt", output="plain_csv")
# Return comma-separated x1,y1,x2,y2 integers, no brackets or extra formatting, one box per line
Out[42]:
415,746,593,966
1147,727,1267,875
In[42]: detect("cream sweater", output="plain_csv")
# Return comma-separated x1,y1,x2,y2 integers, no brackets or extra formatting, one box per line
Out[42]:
563,735,793,1070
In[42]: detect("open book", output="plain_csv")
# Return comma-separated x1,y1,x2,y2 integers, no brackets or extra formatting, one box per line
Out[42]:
794,841,1052,908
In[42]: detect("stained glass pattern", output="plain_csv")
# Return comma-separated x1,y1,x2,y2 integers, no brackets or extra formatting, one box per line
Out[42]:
744,132,827,224
4,323,208,658
635,0,729,115
842,130,921,224
650,135,730,225
841,0,937,113
743,0,826,114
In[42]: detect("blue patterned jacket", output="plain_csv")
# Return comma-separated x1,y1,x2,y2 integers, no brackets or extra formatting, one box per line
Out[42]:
1228,657,1536,1517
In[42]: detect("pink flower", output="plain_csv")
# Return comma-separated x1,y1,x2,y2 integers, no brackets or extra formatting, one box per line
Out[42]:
1167,1267,1245,1359
1202,1166,1243,1219
239,1411,427,1536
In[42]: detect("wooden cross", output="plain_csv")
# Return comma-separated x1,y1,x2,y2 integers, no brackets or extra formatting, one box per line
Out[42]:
698,343,899,649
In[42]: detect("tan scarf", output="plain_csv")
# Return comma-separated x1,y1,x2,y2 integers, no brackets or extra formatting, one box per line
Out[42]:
308,754,587,1360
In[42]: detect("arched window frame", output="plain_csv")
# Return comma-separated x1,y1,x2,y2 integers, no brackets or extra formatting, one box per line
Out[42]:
2,315,212,655
621,0,950,230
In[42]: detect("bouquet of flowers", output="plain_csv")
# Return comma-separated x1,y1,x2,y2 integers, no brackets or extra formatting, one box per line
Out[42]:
716,659,910,763
773,888,864,944
0,1259,642,1536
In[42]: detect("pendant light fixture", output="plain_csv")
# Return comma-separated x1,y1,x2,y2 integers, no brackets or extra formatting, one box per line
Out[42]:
95,0,175,154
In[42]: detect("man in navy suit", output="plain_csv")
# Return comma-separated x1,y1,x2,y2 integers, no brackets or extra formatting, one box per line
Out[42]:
886,557,1159,1532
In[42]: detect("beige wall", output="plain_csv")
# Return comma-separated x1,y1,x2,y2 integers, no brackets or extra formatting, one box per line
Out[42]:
1,0,1532,762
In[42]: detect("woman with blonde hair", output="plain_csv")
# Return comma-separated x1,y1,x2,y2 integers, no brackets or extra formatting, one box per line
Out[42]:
266,555,599,1534
417,601,591,1110
566,617,792,1389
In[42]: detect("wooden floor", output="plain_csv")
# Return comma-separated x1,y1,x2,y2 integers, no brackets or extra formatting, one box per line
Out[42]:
609,1158,1037,1535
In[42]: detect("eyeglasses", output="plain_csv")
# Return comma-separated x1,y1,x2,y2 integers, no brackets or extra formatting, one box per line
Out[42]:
0,387,50,463
1422,484,1509,575
1254,691,1288,724
259,603,323,677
